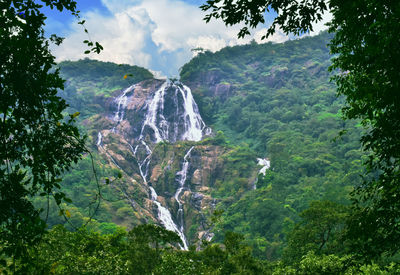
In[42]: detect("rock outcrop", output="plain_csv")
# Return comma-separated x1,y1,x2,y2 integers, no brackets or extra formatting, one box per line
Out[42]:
89,78,258,247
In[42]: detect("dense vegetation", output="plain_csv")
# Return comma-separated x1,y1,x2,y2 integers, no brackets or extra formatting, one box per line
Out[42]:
1,0,90,268
58,59,154,122
5,31,396,273
7,223,400,274
30,59,155,233
201,0,400,260
2,0,399,269
181,32,365,260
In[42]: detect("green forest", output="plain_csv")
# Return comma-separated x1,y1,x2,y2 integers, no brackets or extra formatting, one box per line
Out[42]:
1,34,396,275
181,32,364,259
2,0,400,274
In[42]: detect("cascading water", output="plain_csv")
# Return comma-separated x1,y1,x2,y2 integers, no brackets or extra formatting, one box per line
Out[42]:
112,84,136,132
98,80,210,250
257,158,271,176
139,80,210,143
179,86,204,141
174,146,194,234
96,85,136,168
133,81,211,250
96,131,121,168
253,158,271,189
149,186,189,250
131,141,152,184
96,132,102,146
140,82,168,142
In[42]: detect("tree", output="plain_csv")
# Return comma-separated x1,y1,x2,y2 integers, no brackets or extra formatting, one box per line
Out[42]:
198,231,265,274
0,0,101,267
283,201,349,264
328,1,400,260
126,224,182,274
26,224,180,274
201,0,400,259
26,225,128,274
201,0,329,39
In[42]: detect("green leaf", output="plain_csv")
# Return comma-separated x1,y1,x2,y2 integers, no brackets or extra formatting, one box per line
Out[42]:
0,259,7,266
64,197,72,203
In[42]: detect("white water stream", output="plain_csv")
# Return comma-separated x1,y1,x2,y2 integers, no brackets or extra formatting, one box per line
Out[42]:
131,141,152,185
97,85,136,167
177,85,204,141
140,81,209,143
257,158,271,175
149,186,189,250
112,84,136,132
174,146,194,234
140,82,168,142
253,158,271,189
97,80,209,250
96,132,102,146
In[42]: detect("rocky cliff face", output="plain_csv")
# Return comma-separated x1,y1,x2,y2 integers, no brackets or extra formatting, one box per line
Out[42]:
88,78,259,247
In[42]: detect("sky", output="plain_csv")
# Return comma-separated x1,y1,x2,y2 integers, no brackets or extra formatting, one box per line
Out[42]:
43,0,331,77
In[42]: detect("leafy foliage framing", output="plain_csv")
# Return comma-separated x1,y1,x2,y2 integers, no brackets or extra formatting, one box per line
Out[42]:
0,0,102,265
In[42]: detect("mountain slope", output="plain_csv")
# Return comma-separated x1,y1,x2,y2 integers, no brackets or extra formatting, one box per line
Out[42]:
90,79,260,248
45,32,365,259
180,31,364,259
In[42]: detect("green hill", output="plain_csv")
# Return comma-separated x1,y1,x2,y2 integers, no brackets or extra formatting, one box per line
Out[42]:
37,33,364,260
180,32,364,259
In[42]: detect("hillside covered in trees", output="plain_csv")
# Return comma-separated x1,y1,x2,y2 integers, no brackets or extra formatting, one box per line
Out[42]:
3,0,400,272
180,31,365,259
4,32,393,273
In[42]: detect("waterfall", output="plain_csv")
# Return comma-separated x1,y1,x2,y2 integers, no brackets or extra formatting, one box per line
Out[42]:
149,187,189,250
177,86,204,141
97,132,121,169
174,146,194,233
139,81,210,143
133,81,209,250
257,158,271,176
140,82,168,142
96,85,136,167
131,141,152,184
113,84,135,122
96,132,102,146
112,84,135,132
97,80,210,250
133,140,190,249
254,158,271,189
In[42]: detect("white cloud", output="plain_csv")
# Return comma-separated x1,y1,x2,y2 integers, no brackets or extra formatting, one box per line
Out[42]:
253,28,289,44
53,0,255,75
53,0,332,76
116,0,247,52
310,11,332,35
186,36,227,53
52,9,154,68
